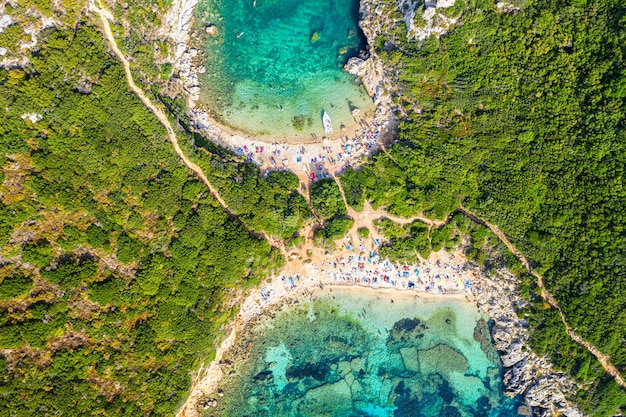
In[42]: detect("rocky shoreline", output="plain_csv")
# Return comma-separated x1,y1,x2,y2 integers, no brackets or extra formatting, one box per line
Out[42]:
471,271,582,416
161,0,583,415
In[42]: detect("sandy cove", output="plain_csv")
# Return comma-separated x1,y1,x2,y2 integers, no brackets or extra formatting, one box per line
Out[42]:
176,248,485,417
162,0,398,176
177,243,582,417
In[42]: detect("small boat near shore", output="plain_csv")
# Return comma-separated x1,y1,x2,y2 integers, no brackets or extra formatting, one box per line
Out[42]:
322,110,333,133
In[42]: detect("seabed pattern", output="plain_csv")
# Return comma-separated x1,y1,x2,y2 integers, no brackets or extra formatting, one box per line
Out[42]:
202,292,523,417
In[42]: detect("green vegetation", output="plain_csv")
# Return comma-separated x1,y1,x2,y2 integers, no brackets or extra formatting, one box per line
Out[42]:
2,0,625,414
310,178,347,219
191,160,311,239
339,0,626,412
21,239,54,268
0,24,29,55
0,25,281,416
376,219,430,262
0,271,32,300
110,0,172,82
324,217,355,240
357,227,370,238
373,214,501,266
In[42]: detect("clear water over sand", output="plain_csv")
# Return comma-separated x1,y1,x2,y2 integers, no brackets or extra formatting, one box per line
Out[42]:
194,0,375,138
204,289,523,416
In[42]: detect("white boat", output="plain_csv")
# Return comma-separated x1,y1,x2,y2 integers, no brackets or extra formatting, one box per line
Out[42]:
322,111,333,133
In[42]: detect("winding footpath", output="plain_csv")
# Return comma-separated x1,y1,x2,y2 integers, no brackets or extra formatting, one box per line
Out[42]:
460,206,626,388
331,171,444,229
91,2,227,210
91,0,624,390
90,1,285,253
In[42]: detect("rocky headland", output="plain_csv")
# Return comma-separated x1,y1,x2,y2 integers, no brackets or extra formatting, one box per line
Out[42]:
344,3,584,412
161,1,584,416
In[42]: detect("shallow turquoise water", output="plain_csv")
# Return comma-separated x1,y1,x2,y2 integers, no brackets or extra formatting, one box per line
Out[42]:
194,0,374,138
203,289,523,417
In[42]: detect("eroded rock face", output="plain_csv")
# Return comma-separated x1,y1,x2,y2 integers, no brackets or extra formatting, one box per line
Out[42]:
471,271,582,416
344,0,400,137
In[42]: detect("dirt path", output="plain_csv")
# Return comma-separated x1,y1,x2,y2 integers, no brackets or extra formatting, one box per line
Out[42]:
91,2,225,209
330,171,444,244
90,1,286,253
89,0,437,260
459,205,626,388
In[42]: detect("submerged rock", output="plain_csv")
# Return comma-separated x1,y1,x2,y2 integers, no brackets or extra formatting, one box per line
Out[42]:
388,317,427,345
418,344,469,376
301,379,352,414
474,318,500,363
205,24,218,37
399,347,420,373
286,362,330,382
253,370,273,381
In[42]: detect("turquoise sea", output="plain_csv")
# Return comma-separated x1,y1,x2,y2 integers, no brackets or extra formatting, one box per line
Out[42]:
194,0,375,138
203,289,523,417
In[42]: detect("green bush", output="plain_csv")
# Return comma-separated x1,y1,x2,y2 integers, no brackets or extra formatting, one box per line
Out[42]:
0,274,32,299
324,217,354,240
22,240,54,268
310,179,347,219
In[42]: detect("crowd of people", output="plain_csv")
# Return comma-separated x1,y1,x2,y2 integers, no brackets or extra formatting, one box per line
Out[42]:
225,119,386,179
251,235,478,311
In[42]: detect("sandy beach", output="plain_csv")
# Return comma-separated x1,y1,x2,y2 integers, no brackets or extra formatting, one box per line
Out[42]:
176,245,484,417
188,97,394,183
240,248,478,322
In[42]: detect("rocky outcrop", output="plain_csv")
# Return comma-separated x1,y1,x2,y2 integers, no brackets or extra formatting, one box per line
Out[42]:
161,0,199,63
399,0,461,41
159,0,203,107
0,7,58,68
472,271,582,417
345,0,403,141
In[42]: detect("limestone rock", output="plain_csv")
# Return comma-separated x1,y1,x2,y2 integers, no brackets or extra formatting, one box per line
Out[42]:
205,24,218,37
418,344,468,376
491,323,513,351
301,379,351,412
470,271,581,416
349,357,365,373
